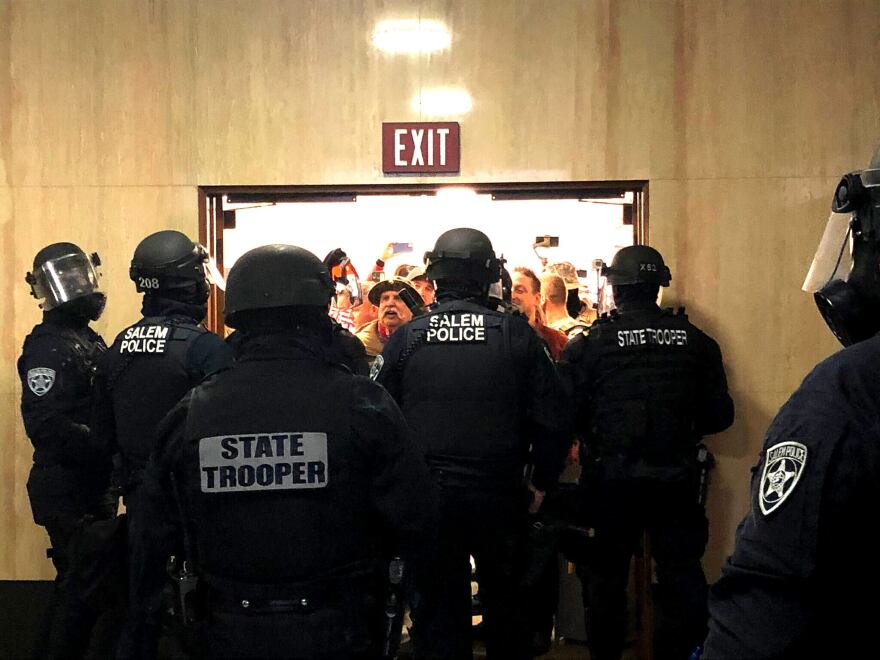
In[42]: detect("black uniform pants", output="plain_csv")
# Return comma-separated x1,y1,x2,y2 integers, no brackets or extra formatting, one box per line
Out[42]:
41,522,96,659
38,515,122,660
412,485,530,660
576,479,708,660
116,487,163,660
524,530,559,645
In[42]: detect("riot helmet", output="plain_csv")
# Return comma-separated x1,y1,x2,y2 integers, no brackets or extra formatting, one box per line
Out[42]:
424,228,503,296
602,245,671,287
130,230,219,303
26,242,105,317
224,244,334,329
803,144,880,346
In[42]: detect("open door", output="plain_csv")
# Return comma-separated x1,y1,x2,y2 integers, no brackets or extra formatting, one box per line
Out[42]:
199,189,228,333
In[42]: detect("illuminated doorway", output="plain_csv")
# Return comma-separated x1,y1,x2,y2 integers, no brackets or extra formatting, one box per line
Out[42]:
199,181,648,334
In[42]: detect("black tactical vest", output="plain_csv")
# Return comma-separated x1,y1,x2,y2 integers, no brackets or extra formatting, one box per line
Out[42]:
177,353,380,585
104,316,211,471
579,307,707,471
393,300,525,488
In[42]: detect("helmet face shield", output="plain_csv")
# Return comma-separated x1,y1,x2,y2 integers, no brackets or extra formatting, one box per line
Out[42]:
860,168,880,189
804,211,880,346
810,148,880,346
802,212,854,294
28,252,102,311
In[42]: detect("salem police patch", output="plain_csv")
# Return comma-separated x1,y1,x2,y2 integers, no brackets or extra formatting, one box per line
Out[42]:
27,368,56,396
119,325,169,354
759,441,807,515
370,354,384,381
199,432,328,493
426,313,486,343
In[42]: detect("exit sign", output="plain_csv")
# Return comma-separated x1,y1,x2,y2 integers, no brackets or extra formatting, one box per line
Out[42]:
382,122,460,174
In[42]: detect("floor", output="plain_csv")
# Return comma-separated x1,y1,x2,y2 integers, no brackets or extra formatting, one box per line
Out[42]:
398,630,640,659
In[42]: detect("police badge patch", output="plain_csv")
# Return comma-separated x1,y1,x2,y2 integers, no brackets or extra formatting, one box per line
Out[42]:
759,441,808,515
27,368,56,396
369,354,384,381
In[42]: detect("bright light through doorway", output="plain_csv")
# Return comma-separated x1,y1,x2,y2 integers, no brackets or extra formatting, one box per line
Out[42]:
223,193,634,295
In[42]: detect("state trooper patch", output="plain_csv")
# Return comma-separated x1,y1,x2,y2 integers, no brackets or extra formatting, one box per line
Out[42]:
369,354,384,381
27,368,56,396
759,441,808,515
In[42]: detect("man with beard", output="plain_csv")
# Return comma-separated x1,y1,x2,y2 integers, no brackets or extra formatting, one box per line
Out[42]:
355,276,422,368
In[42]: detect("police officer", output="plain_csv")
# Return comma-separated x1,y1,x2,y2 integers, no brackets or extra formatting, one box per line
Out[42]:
91,229,232,655
228,246,369,375
561,245,734,660
18,242,115,658
704,147,880,658
131,244,433,659
376,228,571,659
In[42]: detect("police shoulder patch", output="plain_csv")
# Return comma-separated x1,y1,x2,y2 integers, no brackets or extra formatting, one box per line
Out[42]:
759,440,808,515
27,368,56,396
370,354,384,381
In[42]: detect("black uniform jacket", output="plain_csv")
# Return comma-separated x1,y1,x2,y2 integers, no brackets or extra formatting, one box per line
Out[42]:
705,334,880,659
226,321,369,377
376,296,571,492
561,301,733,481
132,333,435,614
18,315,111,522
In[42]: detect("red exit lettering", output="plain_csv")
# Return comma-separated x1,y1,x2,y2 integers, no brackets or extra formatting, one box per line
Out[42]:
382,122,460,174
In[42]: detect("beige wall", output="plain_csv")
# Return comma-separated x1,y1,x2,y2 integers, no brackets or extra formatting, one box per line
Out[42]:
2,0,878,580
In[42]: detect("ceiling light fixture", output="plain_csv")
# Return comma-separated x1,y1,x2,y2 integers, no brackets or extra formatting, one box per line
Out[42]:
372,19,452,54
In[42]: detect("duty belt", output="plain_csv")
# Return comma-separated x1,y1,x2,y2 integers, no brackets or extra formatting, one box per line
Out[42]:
202,561,377,613
429,455,525,491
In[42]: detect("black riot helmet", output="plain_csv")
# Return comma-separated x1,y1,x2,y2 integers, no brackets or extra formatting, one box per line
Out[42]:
602,245,672,287
130,230,215,301
803,144,880,346
224,244,334,329
424,228,504,296
26,242,105,318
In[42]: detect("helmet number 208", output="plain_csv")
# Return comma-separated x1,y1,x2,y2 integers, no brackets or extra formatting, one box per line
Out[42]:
139,277,160,289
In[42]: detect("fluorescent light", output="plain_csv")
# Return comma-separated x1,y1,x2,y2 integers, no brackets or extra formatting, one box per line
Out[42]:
372,19,451,54
411,87,473,116
436,187,478,199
